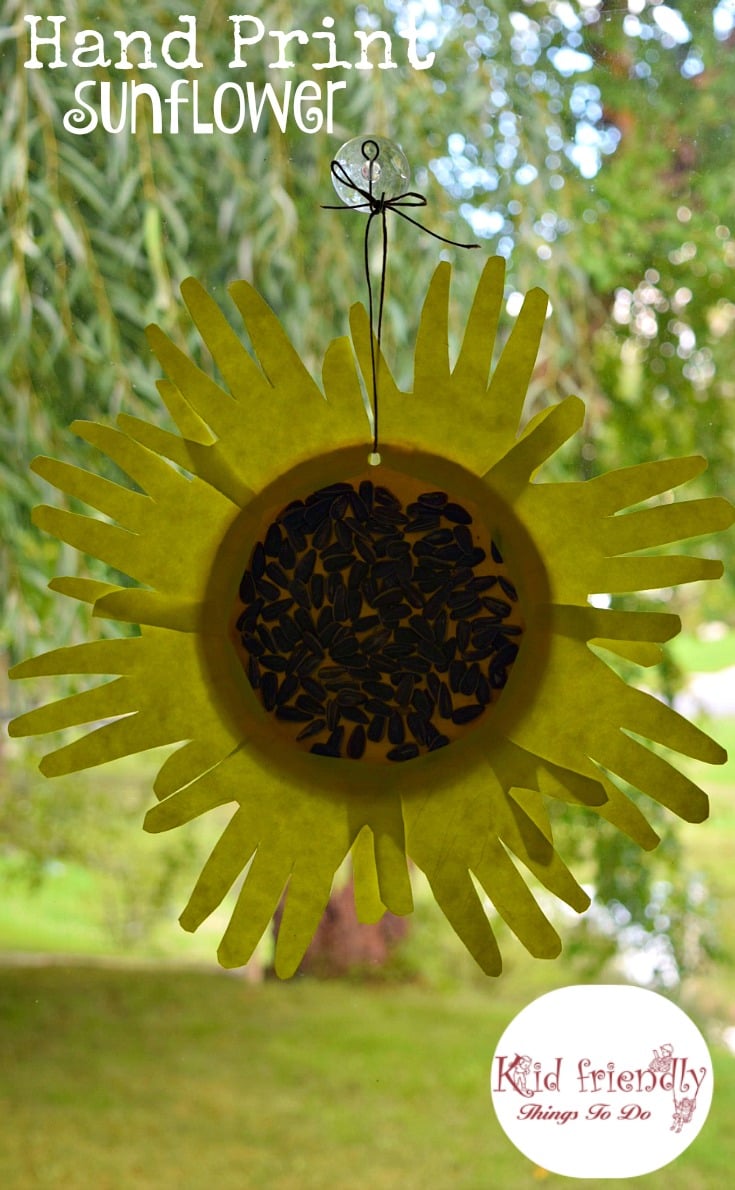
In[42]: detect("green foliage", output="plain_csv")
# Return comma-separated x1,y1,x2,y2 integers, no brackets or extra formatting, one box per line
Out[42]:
0,748,212,949
2,0,733,968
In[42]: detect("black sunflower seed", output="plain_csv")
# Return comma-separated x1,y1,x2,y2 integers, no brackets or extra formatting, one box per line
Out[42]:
310,572,325,609
319,620,341,648
261,597,295,622
277,615,301,648
404,515,440,533
276,704,313,723
452,703,485,725
342,705,370,725
365,698,393,717
302,676,327,701
326,700,341,730
323,552,355,573
260,654,288,672
330,493,350,520
239,571,256,603
442,502,472,524
331,636,360,661
367,714,387,742
333,585,348,621
363,681,394,700
310,725,344,758
296,693,325,716
450,599,482,620
447,588,478,610
358,479,374,510
412,688,433,717
320,665,347,682
491,539,504,563
468,575,498,593
289,579,311,610
395,674,414,707
347,725,367,759
276,674,299,705
287,525,308,554
279,538,296,570
482,596,512,617
380,603,412,624
264,562,288,589
416,639,447,665
456,620,471,653
248,654,261,689
317,604,333,630
304,498,332,533
454,525,474,553
261,670,277,709
296,718,326,741
387,742,420,762
375,485,400,508
312,517,332,550
251,542,266,578
438,682,453,719
348,560,369,590
346,589,362,621
362,629,391,654
240,597,263,626
388,710,405,745
433,609,448,644
353,614,380,632
355,537,377,564
407,712,428,745
428,734,450,751
264,523,282,557
297,654,322,676
314,482,353,500
498,576,518,601
418,490,448,509
406,615,432,642
460,662,480,696
350,492,370,522
256,624,275,651
241,633,264,657
496,642,519,667
294,548,317,582
449,660,465,693
472,629,501,652
337,687,366,707
476,674,491,705
286,644,310,676
464,646,494,662
402,655,431,675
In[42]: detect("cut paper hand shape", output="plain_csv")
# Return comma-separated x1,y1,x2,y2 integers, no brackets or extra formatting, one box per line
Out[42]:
9,258,734,977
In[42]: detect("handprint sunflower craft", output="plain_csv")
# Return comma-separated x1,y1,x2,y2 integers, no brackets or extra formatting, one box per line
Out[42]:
10,245,733,977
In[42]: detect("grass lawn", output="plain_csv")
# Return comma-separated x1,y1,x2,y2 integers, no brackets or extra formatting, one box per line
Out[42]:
0,966,733,1190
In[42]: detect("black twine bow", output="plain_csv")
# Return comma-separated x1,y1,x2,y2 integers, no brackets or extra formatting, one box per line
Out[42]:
322,139,478,459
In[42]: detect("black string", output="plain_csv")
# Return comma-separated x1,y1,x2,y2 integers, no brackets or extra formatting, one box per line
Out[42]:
322,139,478,459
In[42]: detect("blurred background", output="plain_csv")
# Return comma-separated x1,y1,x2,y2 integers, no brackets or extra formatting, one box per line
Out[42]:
1,1,734,1186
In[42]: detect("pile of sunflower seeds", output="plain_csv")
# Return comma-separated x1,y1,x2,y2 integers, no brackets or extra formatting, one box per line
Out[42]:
235,481,522,761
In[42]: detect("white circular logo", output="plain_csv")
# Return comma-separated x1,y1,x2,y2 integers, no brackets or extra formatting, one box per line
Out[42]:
490,985,713,1179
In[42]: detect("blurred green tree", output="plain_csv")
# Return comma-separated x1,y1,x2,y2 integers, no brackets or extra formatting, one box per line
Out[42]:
1,0,732,971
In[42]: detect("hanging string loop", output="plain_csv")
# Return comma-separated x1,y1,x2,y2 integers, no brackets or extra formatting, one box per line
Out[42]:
322,137,478,462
